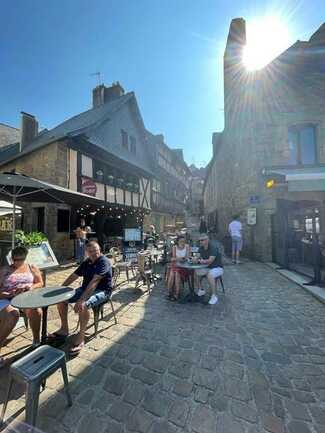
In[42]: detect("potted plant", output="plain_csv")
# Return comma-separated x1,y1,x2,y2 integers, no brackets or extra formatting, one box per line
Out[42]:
15,230,48,247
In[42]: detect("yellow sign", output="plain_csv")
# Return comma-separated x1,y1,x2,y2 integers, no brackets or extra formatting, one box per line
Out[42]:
266,179,275,189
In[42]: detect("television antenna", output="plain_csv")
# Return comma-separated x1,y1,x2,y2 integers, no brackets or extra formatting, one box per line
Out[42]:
90,71,102,86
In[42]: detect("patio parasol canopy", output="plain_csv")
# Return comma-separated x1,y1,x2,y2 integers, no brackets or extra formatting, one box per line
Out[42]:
0,171,104,247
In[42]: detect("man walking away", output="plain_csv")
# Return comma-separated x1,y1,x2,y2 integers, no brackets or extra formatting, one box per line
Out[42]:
229,215,242,264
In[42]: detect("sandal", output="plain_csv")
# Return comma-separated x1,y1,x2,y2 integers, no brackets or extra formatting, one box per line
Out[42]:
69,342,85,356
0,356,6,369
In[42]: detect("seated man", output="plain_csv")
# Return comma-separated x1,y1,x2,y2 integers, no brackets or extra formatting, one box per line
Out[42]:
49,241,112,354
195,234,223,305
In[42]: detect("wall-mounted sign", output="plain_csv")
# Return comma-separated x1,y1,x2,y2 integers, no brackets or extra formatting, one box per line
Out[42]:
249,195,260,205
81,177,97,196
0,217,13,232
247,208,257,226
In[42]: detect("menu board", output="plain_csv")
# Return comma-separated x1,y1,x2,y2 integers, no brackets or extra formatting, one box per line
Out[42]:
124,228,142,242
7,241,59,270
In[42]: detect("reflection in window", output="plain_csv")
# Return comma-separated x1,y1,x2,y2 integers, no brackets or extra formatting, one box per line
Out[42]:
287,125,316,165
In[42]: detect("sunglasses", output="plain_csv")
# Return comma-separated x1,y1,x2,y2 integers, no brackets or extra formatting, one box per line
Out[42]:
12,257,25,261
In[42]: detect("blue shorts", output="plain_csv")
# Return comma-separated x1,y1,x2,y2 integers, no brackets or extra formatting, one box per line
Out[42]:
69,287,111,309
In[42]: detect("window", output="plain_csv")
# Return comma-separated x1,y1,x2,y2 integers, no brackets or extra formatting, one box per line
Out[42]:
93,160,105,182
121,129,128,150
288,125,316,165
57,209,70,232
130,136,137,154
32,207,45,232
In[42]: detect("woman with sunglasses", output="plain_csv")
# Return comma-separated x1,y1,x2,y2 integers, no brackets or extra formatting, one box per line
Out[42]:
0,246,43,367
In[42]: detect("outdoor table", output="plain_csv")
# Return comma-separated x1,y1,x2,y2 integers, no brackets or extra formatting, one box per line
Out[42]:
11,286,75,344
177,261,208,303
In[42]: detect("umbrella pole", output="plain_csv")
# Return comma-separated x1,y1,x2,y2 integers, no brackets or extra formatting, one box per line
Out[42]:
12,189,16,250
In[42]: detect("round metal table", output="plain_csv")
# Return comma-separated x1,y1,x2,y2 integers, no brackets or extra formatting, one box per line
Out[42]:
177,262,207,303
12,286,75,344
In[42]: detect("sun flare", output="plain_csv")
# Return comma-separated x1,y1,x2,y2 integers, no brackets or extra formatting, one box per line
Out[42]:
243,16,291,71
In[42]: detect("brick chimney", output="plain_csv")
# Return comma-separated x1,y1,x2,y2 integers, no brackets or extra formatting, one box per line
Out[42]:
92,82,125,108
20,112,38,151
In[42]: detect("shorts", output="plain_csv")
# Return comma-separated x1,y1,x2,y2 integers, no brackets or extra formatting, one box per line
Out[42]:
69,287,112,309
232,236,242,253
195,267,224,279
0,299,12,311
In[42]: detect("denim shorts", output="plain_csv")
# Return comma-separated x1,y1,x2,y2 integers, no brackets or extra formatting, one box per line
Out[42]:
232,236,242,253
69,287,111,309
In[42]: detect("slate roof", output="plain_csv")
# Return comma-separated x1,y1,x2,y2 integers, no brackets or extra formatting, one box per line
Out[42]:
0,123,20,148
0,92,153,175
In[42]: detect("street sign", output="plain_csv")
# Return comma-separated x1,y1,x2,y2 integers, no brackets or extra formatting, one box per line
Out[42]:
247,208,257,226
249,195,260,205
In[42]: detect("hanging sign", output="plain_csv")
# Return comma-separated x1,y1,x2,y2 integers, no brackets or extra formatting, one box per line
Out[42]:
81,178,97,196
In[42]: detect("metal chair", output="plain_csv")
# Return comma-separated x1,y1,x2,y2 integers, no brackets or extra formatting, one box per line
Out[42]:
1,345,72,428
134,252,153,293
92,295,117,336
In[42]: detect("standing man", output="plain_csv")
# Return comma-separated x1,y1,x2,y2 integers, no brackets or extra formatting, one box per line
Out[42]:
196,234,223,305
74,218,90,263
48,241,112,355
229,214,243,264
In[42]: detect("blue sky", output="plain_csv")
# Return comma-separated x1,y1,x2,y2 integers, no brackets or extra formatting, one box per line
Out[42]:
0,0,324,166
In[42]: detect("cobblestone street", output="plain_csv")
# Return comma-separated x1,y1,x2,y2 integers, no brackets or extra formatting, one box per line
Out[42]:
2,261,325,433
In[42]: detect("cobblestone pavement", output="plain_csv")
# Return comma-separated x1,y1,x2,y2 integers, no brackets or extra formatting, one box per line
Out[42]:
2,261,325,433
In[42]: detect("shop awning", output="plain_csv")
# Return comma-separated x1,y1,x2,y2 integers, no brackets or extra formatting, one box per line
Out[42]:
264,167,325,192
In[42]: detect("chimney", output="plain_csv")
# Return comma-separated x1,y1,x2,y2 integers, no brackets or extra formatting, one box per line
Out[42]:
92,82,125,108
224,18,246,66
224,18,247,127
20,112,38,150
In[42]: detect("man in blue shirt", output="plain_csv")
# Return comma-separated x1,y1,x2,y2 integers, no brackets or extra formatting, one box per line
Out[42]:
48,241,112,354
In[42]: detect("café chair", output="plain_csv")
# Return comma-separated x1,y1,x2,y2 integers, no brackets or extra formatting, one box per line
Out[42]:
1,345,72,428
134,252,153,293
92,294,118,336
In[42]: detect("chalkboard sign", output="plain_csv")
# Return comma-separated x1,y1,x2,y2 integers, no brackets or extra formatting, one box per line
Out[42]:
7,241,59,270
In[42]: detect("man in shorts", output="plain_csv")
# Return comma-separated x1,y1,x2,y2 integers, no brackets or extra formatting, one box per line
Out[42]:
228,215,242,264
49,241,112,354
196,234,223,305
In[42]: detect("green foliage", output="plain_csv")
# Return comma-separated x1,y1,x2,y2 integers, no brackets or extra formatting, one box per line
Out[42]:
15,230,47,247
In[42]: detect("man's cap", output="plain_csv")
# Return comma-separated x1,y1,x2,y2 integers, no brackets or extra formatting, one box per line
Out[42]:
199,234,209,240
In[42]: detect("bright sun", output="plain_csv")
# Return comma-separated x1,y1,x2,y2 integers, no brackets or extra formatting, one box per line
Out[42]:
243,16,291,71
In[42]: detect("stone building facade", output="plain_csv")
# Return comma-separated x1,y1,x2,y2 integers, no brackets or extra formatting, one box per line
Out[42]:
204,18,325,266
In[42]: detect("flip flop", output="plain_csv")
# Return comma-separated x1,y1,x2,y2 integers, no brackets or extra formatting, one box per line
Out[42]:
69,342,85,356
47,332,68,343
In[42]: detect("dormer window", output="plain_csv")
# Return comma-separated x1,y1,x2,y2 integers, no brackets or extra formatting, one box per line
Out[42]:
288,124,317,165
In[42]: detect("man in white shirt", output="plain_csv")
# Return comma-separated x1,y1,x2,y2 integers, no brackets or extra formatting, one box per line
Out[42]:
228,215,242,264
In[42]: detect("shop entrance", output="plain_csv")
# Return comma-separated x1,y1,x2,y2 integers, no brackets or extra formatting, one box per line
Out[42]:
272,199,324,283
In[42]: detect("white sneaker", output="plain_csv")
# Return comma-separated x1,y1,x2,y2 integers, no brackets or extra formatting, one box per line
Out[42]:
208,295,219,305
197,289,206,297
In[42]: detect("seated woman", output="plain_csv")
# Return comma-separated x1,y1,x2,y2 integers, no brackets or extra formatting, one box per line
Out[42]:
0,246,44,367
167,236,190,300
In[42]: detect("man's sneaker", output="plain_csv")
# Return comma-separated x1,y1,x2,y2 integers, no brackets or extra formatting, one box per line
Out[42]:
197,289,206,297
208,295,219,305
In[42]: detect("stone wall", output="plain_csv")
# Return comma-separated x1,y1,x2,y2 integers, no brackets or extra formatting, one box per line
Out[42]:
204,19,325,261
0,141,74,261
